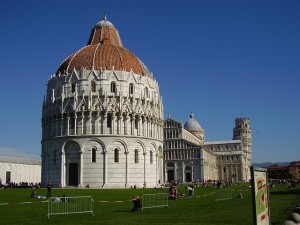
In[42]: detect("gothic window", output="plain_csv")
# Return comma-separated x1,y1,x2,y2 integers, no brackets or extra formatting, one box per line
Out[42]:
111,81,116,93
92,148,96,163
150,151,153,164
135,116,138,130
70,116,75,129
134,149,139,163
223,167,226,173
91,81,96,92
107,114,112,128
129,83,134,95
114,148,119,163
71,83,76,93
144,87,148,98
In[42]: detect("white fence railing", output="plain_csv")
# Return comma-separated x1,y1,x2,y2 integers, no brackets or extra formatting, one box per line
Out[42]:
48,196,94,218
142,193,168,211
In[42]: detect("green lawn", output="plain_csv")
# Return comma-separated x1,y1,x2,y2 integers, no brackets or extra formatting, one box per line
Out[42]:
0,184,299,225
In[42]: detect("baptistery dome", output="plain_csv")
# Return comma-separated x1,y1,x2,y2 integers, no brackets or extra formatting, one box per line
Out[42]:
41,16,164,188
56,16,151,77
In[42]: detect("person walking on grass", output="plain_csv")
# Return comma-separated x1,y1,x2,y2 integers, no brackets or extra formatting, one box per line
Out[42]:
47,182,52,198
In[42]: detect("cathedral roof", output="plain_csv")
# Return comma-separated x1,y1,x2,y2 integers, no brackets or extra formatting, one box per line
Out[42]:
184,113,203,131
56,16,152,77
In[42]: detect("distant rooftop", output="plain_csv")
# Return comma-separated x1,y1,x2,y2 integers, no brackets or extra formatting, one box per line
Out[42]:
0,156,41,165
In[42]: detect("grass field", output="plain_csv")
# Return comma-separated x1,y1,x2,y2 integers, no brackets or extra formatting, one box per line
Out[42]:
0,184,299,225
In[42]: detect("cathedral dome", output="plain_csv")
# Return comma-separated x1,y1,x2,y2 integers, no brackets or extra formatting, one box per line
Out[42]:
184,113,203,131
56,16,151,77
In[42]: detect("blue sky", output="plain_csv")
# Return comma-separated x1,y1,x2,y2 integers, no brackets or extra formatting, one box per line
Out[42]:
0,0,299,163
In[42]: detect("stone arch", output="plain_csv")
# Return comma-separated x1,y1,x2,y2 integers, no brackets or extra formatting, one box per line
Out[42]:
185,165,192,182
147,142,157,154
81,139,106,187
63,140,81,187
81,139,105,154
166,162,175,182
129,140,145,154
109,139,128,153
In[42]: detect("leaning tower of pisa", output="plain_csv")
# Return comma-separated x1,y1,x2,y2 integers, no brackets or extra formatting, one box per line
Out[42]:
233,118,252,181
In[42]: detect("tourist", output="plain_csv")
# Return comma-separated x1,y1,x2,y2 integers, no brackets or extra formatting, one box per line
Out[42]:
47,182,52,198
131,195,141,212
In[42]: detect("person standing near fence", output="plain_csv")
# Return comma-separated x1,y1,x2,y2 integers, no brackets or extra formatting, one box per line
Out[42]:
47,182,52,198
131,195,141,212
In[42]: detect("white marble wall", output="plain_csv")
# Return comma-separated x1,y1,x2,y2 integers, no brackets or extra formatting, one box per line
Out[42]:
0,161,41,184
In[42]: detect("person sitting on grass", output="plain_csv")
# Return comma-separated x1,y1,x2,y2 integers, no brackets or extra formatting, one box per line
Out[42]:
131,195,141,212
30,191,46,199
31,191,37,198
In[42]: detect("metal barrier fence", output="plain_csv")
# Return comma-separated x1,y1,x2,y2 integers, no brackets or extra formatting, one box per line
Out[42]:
48,196,94,218
142,193,168,211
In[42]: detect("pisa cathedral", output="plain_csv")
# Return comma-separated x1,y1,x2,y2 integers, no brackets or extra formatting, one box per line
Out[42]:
163,114,252,183
41,16,251,188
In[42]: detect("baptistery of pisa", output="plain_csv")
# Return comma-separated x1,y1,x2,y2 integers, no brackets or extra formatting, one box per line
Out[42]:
41,16,164,188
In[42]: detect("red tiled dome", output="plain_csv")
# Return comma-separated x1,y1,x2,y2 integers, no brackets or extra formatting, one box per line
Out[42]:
56,16,149,76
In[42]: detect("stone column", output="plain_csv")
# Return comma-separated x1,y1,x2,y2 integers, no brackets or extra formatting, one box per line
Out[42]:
146,118,149,137
143,152,147,187
74,114,77,135
160,154,164,185
80,113,84,135
125,151,128,187
102,114,107,134
137,115,141,136
174,162,178,181
60,115,64,136
79,150,83,188
164,163,167,184
125,115,130,135
88,112,92,134
61,151,65,187
103,150,107,187
117,114,121,135
67,116,70,135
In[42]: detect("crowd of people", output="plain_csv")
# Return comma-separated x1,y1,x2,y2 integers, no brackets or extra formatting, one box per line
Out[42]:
0,181,41,189
269,178,299,189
